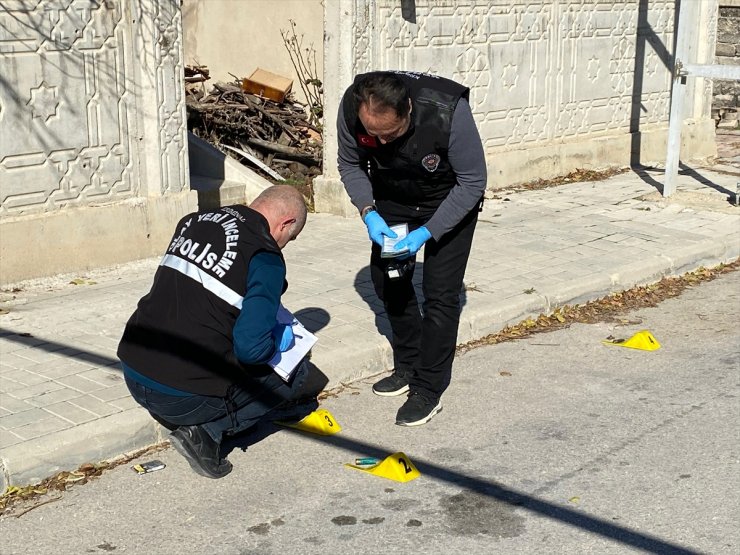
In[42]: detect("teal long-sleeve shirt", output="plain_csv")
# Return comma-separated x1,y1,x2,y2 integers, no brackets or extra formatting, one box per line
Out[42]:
232,251,285,365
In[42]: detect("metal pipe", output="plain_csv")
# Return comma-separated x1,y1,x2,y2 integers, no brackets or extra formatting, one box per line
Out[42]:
679,63,740,81
663,0,693,198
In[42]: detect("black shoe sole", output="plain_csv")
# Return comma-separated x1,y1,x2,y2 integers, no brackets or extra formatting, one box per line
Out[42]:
372,384,410,397
170,432,232,479
396,402,442,426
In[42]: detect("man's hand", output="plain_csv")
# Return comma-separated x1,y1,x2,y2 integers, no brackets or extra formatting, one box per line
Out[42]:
272,323,295,352
393,226,431,257
363,211,397,246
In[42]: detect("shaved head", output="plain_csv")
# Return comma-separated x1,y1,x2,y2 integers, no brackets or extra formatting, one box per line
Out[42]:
250,185,308,248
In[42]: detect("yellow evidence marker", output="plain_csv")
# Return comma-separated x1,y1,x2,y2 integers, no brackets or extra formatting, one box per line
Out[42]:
603,330,661,351
345,452,421,482
274,408,341,435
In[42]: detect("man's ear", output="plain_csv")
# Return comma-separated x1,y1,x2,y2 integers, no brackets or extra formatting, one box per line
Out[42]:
281,218,296,231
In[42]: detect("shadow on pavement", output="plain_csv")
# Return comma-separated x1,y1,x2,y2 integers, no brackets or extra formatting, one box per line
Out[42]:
630,164,737,204
0,328,119,368
631,165,665,193
278,428,702,555
678,162,737,201
294,307,331,334
0,328,703,552
352,265,393,341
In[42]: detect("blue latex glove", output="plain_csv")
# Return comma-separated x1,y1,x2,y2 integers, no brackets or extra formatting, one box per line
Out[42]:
393,226,432,257
272,323,295,352
363,211,397,246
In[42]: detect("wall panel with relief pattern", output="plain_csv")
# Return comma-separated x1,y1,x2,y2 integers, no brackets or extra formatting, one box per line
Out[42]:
0,0,187,216
351,1,679,151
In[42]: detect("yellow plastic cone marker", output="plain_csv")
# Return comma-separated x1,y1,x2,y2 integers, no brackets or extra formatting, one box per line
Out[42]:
345,452,421,482
274,408,341,435
603,330,661,351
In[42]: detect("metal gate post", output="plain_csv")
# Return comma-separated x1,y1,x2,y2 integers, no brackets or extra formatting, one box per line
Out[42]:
663,2,740,197
663,3,692,198
664,64,687,197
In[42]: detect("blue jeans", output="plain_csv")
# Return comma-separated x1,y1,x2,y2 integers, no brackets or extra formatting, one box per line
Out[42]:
124,361,309,443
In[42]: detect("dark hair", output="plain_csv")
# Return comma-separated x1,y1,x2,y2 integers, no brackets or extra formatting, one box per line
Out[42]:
352,73,410,118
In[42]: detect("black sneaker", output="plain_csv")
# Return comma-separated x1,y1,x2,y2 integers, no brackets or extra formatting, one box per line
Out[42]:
372,371,410,397
395,392,442,426
170,425,233,479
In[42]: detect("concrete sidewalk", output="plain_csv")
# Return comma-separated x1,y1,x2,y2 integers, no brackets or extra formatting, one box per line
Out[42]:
1,166,739,489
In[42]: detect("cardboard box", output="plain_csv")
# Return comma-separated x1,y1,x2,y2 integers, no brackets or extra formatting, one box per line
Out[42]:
242,68,293,103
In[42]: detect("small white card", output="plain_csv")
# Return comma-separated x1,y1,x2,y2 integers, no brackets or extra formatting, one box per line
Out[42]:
381,224,409,258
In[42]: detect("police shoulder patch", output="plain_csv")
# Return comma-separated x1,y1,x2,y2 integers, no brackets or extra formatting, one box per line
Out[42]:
421,153,441,172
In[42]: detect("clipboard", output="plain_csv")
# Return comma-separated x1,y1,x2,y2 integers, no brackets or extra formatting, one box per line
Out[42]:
268,306,318,381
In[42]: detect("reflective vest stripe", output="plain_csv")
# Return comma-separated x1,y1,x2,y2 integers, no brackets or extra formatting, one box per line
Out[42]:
160,254,244,309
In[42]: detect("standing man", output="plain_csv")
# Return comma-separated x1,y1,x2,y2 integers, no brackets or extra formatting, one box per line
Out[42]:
118,185,308,478
337,70,487,426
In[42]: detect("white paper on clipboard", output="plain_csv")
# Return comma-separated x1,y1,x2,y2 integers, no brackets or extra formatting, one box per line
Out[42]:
268,306,318,382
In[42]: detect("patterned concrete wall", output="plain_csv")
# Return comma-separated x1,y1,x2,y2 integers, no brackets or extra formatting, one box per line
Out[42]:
315,0,717,215
0,0,196,284
372,1,679,150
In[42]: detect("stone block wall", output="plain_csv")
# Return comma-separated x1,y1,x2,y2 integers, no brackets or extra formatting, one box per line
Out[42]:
714,2,740,127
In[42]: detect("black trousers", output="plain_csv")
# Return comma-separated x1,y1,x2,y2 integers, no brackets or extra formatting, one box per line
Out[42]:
371,201,478,398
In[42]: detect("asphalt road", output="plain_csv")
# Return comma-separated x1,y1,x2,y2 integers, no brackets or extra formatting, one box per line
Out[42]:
1,272,738,555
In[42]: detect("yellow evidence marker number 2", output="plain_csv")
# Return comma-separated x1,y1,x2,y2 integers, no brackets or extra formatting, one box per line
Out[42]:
398,456,413,474
345,452,421,482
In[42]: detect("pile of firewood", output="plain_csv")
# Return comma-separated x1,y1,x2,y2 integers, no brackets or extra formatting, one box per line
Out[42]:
185,65,322,185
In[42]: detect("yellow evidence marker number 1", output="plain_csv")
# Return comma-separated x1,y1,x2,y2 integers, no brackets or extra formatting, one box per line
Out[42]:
602,330,661,351
345,452,421,483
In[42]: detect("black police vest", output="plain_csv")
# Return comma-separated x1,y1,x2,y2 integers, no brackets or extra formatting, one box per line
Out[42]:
343,71,469,208
117,205,285,396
